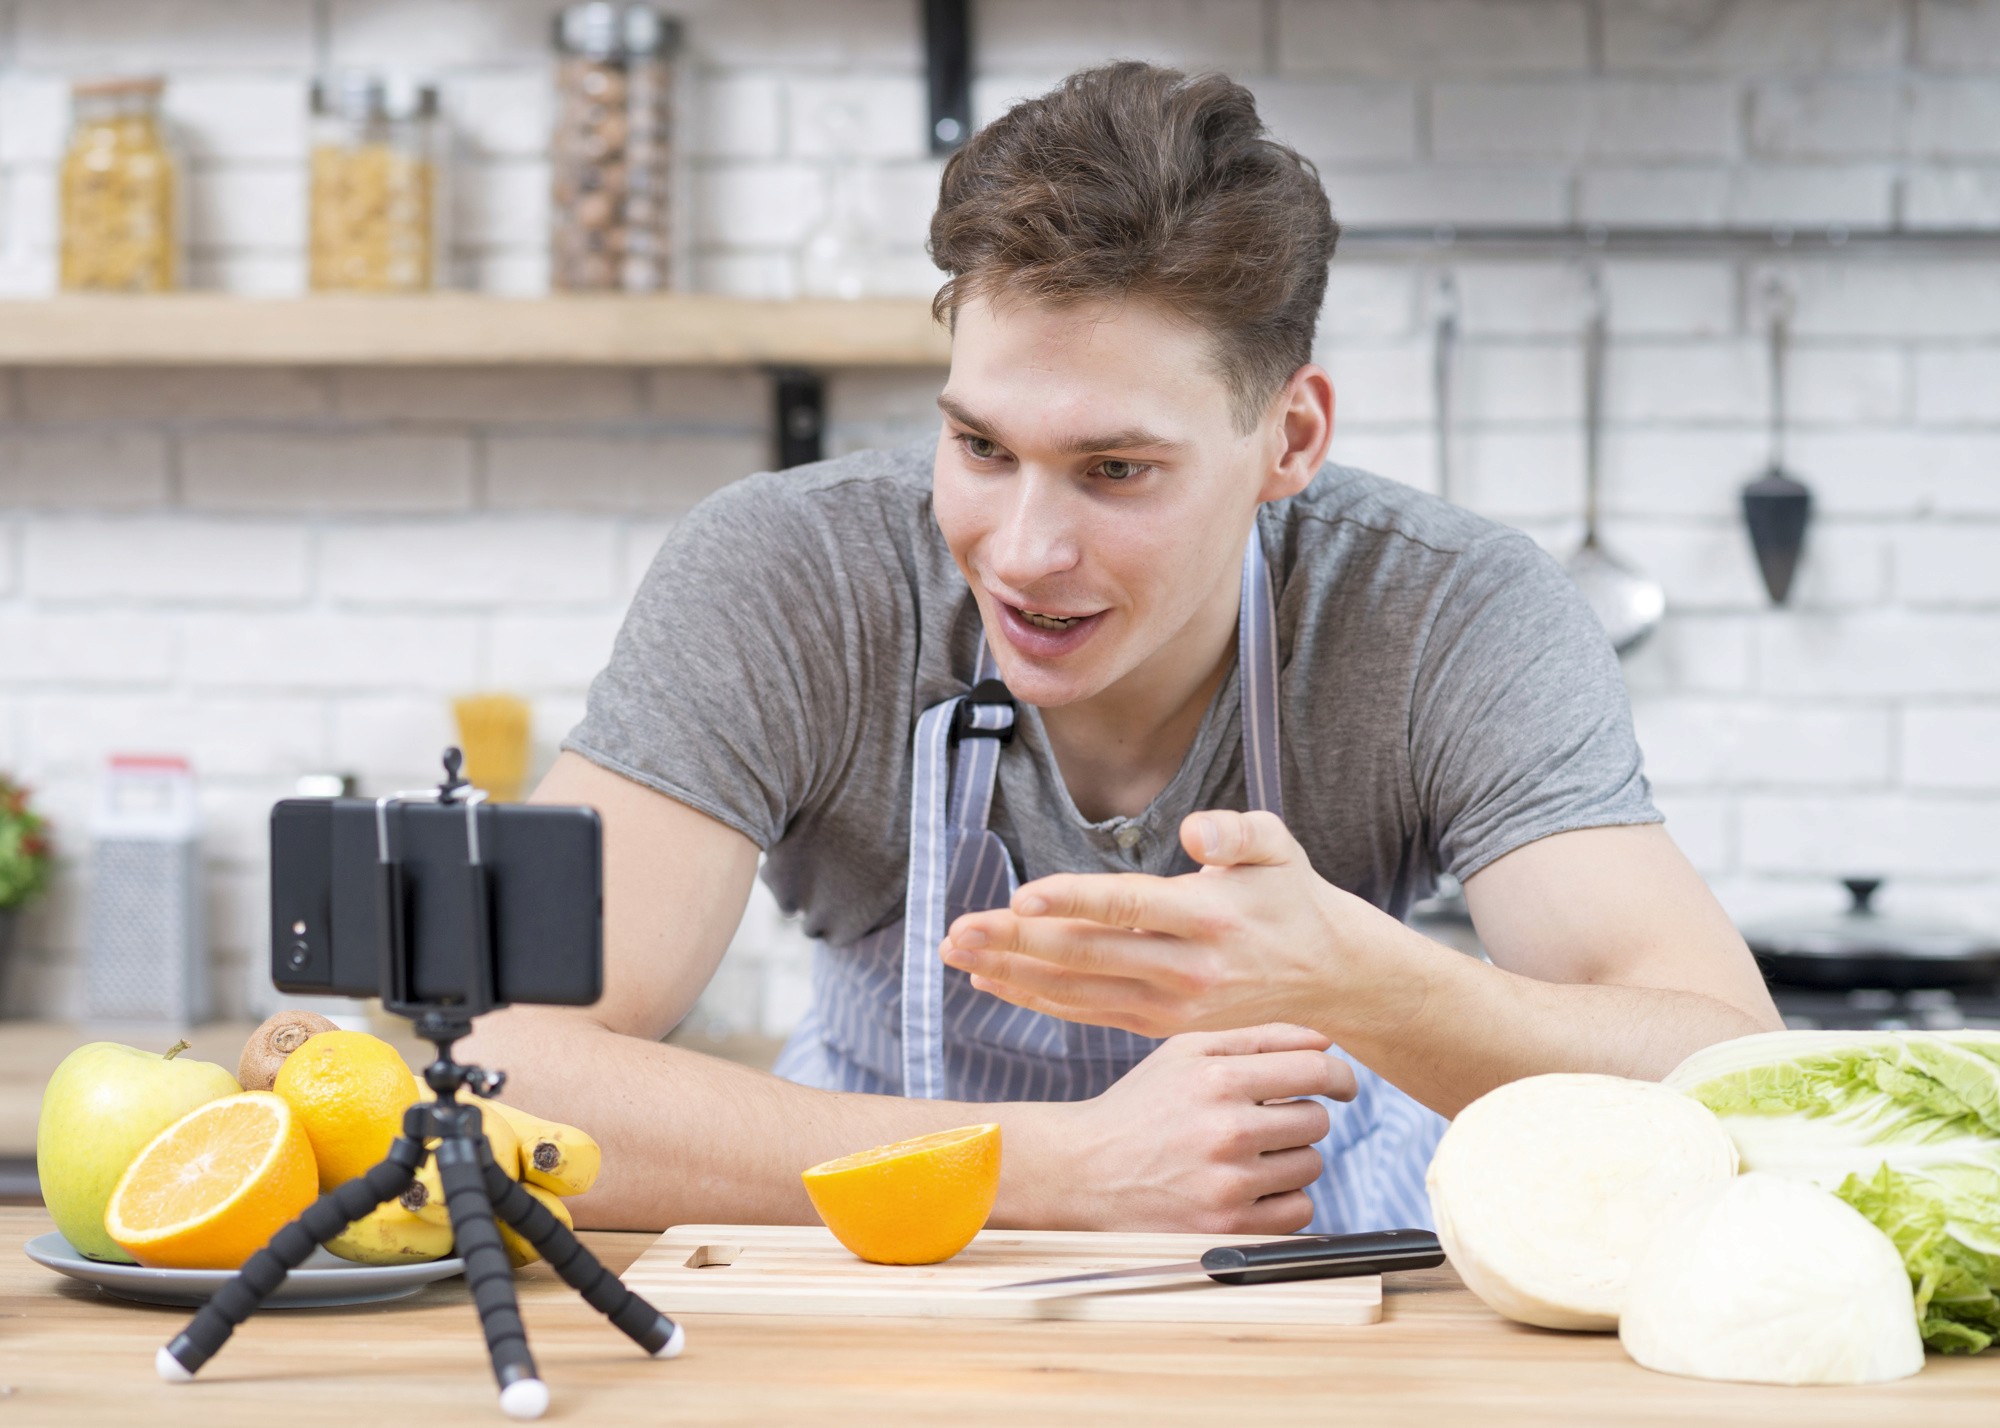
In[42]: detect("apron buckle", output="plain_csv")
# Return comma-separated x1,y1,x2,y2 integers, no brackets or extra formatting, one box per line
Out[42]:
949,678,1016,746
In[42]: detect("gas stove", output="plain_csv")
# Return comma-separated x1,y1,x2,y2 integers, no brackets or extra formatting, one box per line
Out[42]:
1769,985,2000,1032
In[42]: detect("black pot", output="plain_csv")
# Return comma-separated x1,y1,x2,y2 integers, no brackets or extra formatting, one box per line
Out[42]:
1744,879,2000,992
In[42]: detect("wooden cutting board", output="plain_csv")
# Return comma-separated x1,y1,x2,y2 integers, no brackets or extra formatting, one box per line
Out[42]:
621,1224,1382,1325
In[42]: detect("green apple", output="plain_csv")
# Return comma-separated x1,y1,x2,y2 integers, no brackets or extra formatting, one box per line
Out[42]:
36,1040,241,1262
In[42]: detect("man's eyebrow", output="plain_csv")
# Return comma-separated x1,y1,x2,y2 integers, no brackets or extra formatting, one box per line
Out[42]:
936,395,1189,456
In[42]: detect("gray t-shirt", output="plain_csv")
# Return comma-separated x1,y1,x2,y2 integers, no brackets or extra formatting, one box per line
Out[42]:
566,439,1659,948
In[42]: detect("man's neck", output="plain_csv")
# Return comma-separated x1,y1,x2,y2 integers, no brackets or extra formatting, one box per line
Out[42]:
1039,584,1242,825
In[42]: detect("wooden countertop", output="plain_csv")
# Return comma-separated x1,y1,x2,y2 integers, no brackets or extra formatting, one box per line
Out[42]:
4,1207,1996,1426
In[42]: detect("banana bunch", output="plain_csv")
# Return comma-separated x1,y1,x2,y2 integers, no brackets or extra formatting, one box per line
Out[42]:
325,1086,603,1269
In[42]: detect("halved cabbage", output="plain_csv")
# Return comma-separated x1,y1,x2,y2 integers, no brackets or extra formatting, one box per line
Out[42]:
1667,1029,2000,1353
1425,1073,1739,1330
1620,1173,1925,1385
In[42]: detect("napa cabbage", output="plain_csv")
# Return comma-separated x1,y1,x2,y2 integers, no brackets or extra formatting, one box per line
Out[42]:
1665,1029,2000,1353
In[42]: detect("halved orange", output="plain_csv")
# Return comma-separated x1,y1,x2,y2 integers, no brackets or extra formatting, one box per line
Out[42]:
801,1123,1000,1265
105,1091,318,1269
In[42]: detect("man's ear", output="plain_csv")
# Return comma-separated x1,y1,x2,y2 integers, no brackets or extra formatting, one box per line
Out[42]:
1258,364,1334,503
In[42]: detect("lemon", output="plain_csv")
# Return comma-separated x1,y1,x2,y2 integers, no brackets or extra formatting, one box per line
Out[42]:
801,1123,1000,1265
273,1030,422,1191
105,1091,317,1269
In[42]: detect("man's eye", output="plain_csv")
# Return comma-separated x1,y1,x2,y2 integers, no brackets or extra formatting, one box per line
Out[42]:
960,435,1003,460
1095,459,1146,482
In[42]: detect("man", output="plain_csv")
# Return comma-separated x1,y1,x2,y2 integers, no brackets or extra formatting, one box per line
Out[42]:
464,63,1779,1236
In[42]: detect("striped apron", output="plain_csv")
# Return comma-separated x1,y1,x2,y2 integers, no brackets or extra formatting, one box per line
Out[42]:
772,533,1445,1232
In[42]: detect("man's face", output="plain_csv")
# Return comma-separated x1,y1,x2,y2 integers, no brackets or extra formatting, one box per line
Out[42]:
932,294,1272,711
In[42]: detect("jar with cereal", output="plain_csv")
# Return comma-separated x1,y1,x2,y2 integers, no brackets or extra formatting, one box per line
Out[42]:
309,73,443,293
551,3,681,292
59,76,180,292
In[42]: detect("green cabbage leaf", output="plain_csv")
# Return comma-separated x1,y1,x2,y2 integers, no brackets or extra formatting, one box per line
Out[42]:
1665,1029,2000,1353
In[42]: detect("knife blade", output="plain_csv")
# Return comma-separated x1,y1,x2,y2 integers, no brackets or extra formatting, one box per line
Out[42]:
985,1228,1444,1294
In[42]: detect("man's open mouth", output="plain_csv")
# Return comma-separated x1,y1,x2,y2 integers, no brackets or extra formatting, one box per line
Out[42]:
1014,607,1085,631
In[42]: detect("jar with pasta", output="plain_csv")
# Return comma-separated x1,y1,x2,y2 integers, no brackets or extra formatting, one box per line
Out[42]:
59,76,180,292
309,73,443,293
551,3,681,292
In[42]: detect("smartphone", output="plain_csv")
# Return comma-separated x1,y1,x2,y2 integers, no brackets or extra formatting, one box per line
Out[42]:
270,797,603,1009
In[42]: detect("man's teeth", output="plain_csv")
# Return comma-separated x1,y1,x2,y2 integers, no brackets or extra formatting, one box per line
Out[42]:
1017,608,1082,631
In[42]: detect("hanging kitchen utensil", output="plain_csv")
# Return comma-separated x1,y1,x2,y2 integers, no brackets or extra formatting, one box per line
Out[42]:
1742,878,2000,993
1743,276,1813,605
1564,265,1665,655
1431,270,1458,504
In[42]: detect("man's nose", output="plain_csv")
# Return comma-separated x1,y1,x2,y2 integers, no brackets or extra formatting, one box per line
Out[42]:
985,473,1080,587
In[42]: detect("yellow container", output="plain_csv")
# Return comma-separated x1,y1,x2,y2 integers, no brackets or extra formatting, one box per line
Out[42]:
309,74,441,293
452,694,532,802
59,76,179,292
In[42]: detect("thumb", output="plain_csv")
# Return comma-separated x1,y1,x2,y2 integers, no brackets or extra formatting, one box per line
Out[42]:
1181,808,1299,869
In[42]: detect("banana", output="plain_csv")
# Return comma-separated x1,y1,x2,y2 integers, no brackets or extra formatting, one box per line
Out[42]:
326,1199,455,1265
473,1096,602,1199
498,1183,573,1269
399,1104,522,1228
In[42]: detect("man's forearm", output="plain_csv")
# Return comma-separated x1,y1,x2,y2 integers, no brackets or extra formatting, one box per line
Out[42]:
459,1007,1067,1231
1319,916,1781,1120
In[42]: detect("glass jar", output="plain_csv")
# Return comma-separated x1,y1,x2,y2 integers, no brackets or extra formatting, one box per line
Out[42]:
309,73,443,293
551,3,681,292
59,76,180,292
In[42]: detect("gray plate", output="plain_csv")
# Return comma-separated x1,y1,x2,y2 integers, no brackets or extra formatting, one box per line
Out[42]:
25,1232,464,1308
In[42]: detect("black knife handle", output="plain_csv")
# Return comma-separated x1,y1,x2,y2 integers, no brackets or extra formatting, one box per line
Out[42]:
1198,1228,1444,1285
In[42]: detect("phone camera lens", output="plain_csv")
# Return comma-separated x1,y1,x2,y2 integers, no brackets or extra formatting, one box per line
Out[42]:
288,939,310,969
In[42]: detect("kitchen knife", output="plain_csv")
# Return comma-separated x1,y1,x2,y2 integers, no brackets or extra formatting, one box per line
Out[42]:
985,1228,1443,1294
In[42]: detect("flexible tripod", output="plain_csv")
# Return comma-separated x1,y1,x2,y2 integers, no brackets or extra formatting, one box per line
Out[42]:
157,1011,681,1419
158,756,681,1420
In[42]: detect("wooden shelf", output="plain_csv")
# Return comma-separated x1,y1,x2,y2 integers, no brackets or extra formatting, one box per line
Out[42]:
0,294,952,367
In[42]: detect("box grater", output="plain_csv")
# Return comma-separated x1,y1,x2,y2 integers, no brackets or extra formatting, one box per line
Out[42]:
86,754,209,1022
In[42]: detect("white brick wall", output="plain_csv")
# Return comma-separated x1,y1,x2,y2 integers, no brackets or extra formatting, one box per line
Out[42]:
4,0,2000,1026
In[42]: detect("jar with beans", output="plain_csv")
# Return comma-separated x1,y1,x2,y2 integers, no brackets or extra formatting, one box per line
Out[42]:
309,73,443,293
551,3,680,292
59,76,180,292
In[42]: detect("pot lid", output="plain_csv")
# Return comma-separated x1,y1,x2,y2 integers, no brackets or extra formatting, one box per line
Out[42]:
1743,878,2000,962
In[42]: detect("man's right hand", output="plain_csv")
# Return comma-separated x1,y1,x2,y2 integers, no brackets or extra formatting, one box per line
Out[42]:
1038,1023,1355,1235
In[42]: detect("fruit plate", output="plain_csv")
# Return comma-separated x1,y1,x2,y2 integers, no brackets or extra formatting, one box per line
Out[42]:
25,1233,465,1308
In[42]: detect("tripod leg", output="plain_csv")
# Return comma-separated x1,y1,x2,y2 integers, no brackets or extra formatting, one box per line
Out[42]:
486,1161,685,1359
159,1139,424,1382
436,1135,547,1421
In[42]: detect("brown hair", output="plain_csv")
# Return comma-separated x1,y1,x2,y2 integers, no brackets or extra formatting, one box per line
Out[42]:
928,62,1339,432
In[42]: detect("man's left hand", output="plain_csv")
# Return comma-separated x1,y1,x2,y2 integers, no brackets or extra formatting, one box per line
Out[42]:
941,809,1391,1039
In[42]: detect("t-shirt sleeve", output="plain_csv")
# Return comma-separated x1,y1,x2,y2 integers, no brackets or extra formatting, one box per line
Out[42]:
1410,531,1660,881
561,472,861,850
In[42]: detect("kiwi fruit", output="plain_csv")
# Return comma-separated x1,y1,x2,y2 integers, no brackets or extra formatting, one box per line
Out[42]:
239,1009,338,1091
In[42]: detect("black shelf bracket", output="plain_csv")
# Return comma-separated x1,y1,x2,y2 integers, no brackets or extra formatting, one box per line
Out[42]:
770,366,826,470
924,0,972,155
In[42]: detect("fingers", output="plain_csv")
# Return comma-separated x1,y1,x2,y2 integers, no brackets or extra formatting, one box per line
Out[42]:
1180,1022,1332,1058
959,953,1152,1026
1243,1145,1326,1201
1181,808,1299,869
1241,1097,1334,1154
1226,1048,1356,1105
1007,872,1204,937
1236,1189,1317,1236
945,914,1173,981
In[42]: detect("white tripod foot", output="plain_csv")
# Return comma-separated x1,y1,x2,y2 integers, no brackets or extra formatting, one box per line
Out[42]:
653,1322,686,1360
156,1346,194,1383
499,1376,550,1420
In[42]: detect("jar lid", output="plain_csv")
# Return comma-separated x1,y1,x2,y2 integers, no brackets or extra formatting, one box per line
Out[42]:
72,75,166,99
311,71,439,121
555,2,682,58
